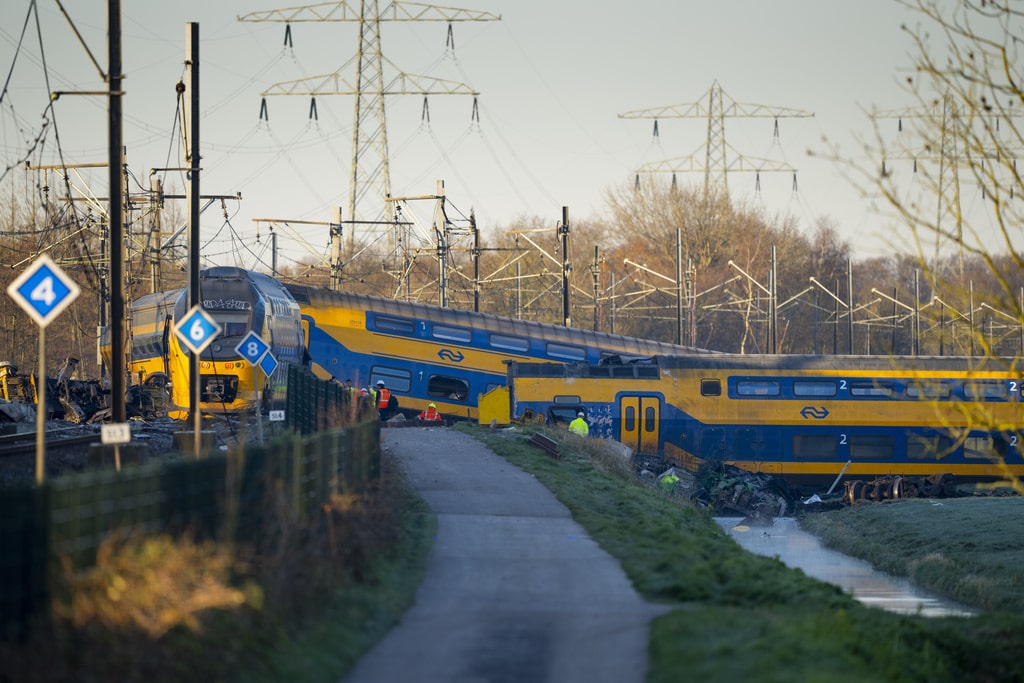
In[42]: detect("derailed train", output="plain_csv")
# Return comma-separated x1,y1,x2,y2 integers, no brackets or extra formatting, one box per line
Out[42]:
107,267,304,413
506,354,1024,485
109,267,708,417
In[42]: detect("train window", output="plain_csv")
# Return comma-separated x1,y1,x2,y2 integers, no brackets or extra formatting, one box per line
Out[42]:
427,374,469,401
907,434,955,460
489,334,529,352
849,381,893,397
964,435,996,459
553,395,582,404
793,380,837,397
907,381,951,399
432,325,472,343
849,435,893,459
624,405,636,432
701,379,721,396
370,367,411,393
545,343,586,361
792,434,837,459
963,381,1008,400
548,407,579,425
736,380,781,397
644,406,656,433
373,316,415,335
222,321,249,337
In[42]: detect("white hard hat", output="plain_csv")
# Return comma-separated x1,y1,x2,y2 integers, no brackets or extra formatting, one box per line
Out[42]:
578,411,585,417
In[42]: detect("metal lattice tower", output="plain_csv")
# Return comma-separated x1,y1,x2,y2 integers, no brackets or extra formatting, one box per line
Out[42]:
239,1,500,288
873,95,966,281
619,80,814,197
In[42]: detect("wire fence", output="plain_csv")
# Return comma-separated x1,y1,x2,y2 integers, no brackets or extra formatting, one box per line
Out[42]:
0,369,380,641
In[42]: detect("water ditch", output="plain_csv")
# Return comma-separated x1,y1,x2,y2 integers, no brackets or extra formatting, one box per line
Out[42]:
715,516,976,617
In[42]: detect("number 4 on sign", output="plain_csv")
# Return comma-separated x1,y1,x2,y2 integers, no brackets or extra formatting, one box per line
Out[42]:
7,254,81,327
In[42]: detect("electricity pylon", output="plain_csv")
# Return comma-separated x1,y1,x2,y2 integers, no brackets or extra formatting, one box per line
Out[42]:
239,1,500,289
619,80,814,197
873,95,967,281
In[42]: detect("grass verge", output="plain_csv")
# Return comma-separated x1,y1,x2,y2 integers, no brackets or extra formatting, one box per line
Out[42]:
798,496,1024,613
462,424,1024,683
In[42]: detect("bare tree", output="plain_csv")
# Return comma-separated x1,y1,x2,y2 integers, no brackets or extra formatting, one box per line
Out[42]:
821,0,1024,490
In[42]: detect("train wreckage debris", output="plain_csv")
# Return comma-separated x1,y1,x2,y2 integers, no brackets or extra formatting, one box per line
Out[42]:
0,357,173,424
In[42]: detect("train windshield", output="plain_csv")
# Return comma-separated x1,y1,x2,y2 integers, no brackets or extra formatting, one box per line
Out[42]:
219,316,249,338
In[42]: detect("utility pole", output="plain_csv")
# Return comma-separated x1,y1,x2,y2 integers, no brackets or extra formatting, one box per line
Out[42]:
108,0,125,423
590,246,601,332
185,22,201,448
239,1,500,288
434,180,448,308
471,210,480,313
675,227,683,345
559,207,571,327
619,80,813,198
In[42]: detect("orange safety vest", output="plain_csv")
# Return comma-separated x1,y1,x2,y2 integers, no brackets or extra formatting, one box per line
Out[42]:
418,406,442,421
377,387,391,409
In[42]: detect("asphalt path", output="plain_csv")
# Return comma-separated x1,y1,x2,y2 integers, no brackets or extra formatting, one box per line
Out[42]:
342,427,668,683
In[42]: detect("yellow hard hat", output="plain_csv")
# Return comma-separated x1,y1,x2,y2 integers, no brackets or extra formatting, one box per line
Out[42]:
428,403,436,408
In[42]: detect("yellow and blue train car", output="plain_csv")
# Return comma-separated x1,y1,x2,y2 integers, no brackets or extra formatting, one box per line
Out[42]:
109,268,706,418
101,288,178,383
104,268,305,415
167,267,305,412
508,354,1024,485
284,284,710,420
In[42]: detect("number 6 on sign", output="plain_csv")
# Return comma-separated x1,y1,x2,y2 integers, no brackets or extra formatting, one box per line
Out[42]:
173,305,222,356
190,319,208,341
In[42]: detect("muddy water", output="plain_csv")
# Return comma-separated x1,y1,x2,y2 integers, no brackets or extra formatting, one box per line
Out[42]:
715,517,976,617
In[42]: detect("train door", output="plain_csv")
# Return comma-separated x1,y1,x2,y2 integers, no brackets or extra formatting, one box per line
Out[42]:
618,395,661,454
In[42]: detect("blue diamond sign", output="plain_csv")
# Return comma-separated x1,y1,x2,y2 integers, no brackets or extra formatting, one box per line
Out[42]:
7,254,80,328
259,350,278,378
173,305,222,356
235,331,269,367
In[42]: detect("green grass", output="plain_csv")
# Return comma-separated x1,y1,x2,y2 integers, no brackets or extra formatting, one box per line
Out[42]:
798,497,1024,613
12,425,1024,683
464,424,1024,683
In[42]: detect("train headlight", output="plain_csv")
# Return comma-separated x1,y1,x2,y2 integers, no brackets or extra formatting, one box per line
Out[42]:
200,362,211,370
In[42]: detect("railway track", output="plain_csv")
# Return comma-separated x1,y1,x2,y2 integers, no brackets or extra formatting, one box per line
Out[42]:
0,431,102,459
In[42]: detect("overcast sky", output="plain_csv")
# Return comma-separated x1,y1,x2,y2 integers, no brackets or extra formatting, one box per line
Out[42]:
1,1,943,271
